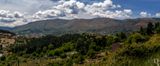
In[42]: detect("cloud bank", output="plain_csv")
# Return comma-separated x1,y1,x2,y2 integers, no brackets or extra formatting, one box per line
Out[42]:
34,0,129,19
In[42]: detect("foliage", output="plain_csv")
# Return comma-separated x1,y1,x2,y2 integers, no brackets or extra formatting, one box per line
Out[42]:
126,33,147,44
2,22,160,66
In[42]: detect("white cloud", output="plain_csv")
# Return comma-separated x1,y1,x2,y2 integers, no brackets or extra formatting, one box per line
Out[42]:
33,0,132,20
88,9,132,19
0,10,27,27
140,11,151,17
0,10,23,18
33,10,65,19
155,13,160,17
0,10,24,24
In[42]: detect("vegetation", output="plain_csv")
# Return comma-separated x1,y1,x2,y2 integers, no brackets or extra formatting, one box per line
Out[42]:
0,22,160,66
0,29,15,35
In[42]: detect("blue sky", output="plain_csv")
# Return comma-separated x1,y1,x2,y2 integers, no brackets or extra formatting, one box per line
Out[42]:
0,0,160,27
113,0,160,16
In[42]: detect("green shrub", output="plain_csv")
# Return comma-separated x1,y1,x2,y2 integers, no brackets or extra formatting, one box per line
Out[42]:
74,55,84,64
0,56,6,61
48,49,64,56
87,49,96,58
126,33,146,44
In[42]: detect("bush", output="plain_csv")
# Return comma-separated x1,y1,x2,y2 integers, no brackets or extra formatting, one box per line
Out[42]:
106,35,118,46
62,42,74,52
64,59,73,66
60,54,67,58
116,32,127,41
89,43,101,51
87,49,96,58
119,35,160,59
74,55,84,64
0,56,6,61
126,33,146,44
48,49,64,56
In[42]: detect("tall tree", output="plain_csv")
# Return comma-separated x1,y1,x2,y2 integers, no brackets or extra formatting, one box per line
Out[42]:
139,27,146,35
146,22,154,35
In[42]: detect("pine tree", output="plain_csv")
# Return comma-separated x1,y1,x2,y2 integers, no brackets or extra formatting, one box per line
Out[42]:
154,22,160,33
139,27,145,35
146,22,154,35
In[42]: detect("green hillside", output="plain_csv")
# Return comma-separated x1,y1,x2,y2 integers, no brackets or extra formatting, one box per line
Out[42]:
0,22,160,66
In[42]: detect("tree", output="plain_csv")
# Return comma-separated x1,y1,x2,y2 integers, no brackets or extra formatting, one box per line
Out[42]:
48,48,64,56
48,44,54,50
116,32,127,41
139,27,146,35
126,33,146,44
106,35,117,46
146,22,154,35
154,22,160,33
89,42,101,51
75,38,90,55
154,22,160,29
95,36,107,47
155,27,160,33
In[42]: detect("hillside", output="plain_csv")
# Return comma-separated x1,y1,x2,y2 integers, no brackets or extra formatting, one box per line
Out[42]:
0,29,15,52
0,22,160,66
11,18,160,36
0,29,15,36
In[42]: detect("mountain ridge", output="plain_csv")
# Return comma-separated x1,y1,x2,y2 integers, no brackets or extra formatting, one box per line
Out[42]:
1,18,160,36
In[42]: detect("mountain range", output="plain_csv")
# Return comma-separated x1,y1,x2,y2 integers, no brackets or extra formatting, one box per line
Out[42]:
1,18,160,36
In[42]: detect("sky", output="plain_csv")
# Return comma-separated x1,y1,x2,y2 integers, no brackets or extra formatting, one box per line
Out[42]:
0,0,160,27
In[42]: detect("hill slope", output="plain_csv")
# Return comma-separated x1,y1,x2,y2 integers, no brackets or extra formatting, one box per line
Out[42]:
1,22,160,66
0,29,15,35
12,18,160,35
